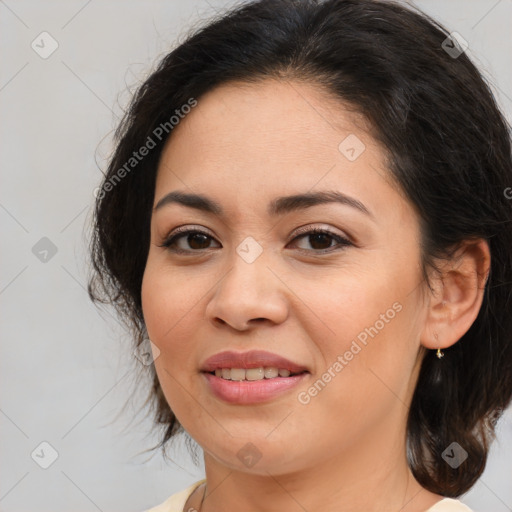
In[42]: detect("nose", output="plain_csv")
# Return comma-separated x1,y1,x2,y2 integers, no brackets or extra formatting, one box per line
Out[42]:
204,251,289,331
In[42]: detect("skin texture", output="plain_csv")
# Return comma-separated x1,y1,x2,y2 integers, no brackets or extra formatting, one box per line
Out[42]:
141,79,490,512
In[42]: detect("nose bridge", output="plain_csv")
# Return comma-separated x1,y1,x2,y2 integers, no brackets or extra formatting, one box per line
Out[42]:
222,235,272,302
205,235,288,328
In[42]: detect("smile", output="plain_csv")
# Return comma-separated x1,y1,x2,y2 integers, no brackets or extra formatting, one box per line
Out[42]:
200,350,310,404
202,371,309,404
210,367,301,380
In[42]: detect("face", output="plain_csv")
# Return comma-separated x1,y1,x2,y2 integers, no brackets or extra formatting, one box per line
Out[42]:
141,79,429,476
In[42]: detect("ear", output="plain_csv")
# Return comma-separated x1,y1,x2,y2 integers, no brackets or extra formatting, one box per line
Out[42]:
420,239,491,351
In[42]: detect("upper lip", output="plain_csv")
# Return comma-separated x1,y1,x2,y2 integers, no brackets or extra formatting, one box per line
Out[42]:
200,350,309,374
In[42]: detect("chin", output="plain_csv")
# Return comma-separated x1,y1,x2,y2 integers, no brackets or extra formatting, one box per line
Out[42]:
202,435,312,476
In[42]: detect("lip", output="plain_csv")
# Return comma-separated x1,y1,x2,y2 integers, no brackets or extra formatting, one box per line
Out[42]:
200,350,310,405
200,350,308,373
202,372,308,404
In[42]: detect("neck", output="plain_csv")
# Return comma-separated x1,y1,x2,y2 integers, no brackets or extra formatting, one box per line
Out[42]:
197,418,442,512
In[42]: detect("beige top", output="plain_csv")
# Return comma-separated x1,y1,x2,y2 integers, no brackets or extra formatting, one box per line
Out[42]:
143,479,474,512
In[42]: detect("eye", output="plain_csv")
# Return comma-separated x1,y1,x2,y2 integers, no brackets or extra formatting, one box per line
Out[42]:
288,226,352,253
158,225,352,254
158,227,220,254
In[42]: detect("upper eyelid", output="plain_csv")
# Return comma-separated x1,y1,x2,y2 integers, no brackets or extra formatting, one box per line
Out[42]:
160,225,352,251
163,224,348,241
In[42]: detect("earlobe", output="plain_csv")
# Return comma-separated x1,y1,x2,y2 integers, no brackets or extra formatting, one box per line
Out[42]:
420,239,491,352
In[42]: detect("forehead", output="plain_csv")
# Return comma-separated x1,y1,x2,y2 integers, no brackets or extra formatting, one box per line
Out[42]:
154,79,403,221
159,79,371,168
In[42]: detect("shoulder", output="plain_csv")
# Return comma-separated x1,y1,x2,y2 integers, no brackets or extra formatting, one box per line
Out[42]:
142,479,206,512
425,498,474,512
142,486,472,512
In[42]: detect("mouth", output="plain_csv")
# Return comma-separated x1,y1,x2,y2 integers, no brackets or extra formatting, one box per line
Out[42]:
200,350,310,404
205,367,307,381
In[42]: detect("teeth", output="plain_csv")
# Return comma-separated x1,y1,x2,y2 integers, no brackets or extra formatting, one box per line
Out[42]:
246,368,264,381
213,367,298,381
264,367,279,379
230,368,246,381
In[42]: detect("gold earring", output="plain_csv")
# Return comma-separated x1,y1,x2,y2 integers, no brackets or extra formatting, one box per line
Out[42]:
433,332,444,358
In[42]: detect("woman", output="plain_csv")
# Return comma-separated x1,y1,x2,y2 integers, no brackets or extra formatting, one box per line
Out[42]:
88,0,512,510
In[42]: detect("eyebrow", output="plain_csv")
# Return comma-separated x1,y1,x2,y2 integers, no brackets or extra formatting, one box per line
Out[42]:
154,190,373,219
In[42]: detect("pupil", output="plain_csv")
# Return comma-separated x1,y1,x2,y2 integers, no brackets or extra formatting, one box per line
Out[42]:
310,233,331,250
189,233,210,249
186,233,333,250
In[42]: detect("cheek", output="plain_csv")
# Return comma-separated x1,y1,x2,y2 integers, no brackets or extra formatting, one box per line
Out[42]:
301,262,421,397
141,265,171,341
141,260,201,364
141,261,203,420
305,266,403,349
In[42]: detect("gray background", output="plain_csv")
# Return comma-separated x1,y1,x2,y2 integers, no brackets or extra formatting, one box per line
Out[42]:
1,1,511,511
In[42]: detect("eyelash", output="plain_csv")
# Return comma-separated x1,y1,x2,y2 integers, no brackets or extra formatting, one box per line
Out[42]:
158,225,352,255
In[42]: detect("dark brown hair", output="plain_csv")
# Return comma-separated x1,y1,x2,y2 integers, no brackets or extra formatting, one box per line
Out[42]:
88,0,512,497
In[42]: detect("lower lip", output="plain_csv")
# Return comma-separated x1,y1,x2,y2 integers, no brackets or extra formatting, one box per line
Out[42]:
202,372,309,404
